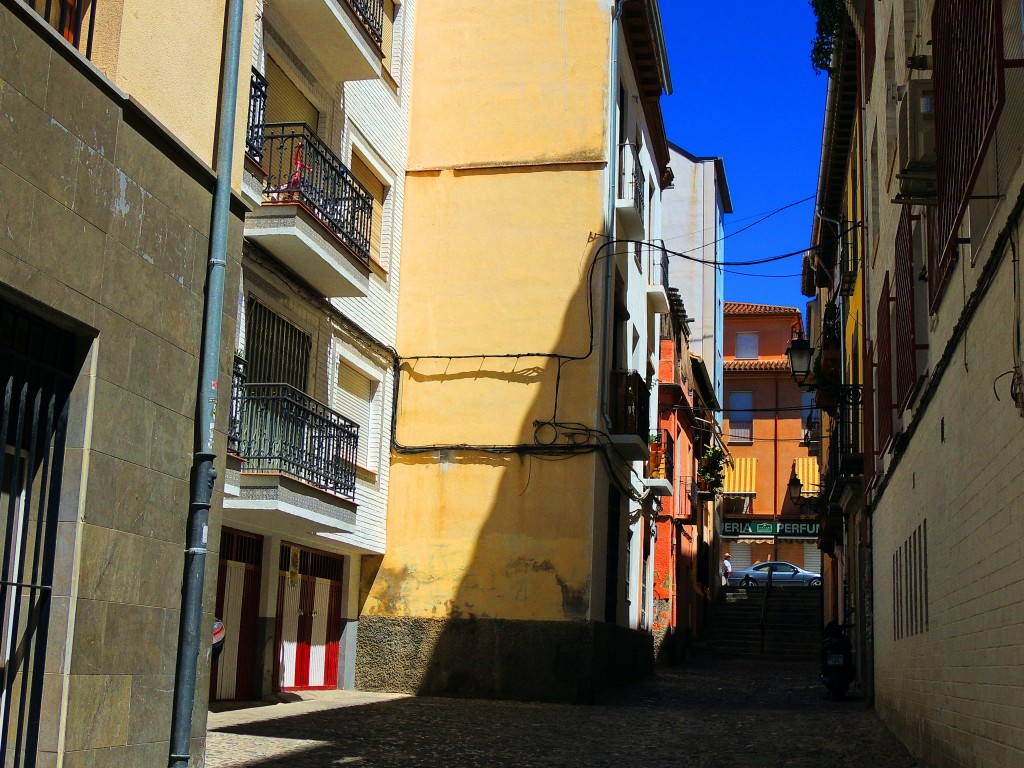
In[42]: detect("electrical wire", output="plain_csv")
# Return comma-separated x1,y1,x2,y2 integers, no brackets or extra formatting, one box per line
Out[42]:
668,195,817,255
722,269,805,278
663,194,816,245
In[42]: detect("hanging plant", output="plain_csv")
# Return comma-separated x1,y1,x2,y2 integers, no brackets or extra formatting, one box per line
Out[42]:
810,0,847,74
697,445,725,495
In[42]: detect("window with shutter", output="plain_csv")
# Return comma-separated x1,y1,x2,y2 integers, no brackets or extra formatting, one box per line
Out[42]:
381,0,395,64
334,360,380,470
349,152,387,267
265,56,319,131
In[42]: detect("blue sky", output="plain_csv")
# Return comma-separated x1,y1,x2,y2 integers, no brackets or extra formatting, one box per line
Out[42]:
660,2,828,311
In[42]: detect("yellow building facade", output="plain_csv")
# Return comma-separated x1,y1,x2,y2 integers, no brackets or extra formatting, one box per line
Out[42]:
357,0,674,701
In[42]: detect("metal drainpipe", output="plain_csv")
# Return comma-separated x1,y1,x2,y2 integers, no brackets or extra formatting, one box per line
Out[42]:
168,0,245,764
599,0,626,427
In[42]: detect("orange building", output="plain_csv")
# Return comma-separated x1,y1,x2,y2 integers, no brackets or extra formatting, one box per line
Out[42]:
720,303,821,572
650,292,720,661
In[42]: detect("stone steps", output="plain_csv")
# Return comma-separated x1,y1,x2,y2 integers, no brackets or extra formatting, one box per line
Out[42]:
703,587,823,661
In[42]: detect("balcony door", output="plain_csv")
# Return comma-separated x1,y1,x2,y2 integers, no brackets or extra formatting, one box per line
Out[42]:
274,544,345,691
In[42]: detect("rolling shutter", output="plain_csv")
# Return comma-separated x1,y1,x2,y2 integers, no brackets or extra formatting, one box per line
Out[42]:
335,361,375,468
381,0,395,63
265,56,319,130
349,153,386,266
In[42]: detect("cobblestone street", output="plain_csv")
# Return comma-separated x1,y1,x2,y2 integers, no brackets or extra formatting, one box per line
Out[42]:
205,656,920,768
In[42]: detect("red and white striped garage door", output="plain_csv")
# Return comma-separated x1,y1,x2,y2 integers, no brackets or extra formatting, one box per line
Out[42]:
274,545,345,691
212,529,263,701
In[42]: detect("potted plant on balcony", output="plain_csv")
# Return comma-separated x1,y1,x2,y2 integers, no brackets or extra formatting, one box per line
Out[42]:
648,432,664,476
697,444,725,499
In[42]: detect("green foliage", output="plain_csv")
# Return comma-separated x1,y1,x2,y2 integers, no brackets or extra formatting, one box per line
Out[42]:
810,0,847,74
698,444,726,494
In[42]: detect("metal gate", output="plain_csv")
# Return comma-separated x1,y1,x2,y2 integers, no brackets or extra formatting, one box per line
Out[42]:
0,303,76,767
273,544,344,691
212,529,263,700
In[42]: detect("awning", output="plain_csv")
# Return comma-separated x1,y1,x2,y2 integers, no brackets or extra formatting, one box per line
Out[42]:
723,457,757,496
794,457,821,497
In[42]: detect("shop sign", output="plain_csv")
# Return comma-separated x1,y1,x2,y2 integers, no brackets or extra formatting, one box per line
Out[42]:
722,519,820,537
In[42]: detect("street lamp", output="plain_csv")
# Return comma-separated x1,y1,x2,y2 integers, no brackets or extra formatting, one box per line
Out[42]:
785,330,814,388
784,331,863,406
787,473,818,509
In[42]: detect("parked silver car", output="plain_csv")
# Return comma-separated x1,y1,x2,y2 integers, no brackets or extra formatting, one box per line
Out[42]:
729,560,822,588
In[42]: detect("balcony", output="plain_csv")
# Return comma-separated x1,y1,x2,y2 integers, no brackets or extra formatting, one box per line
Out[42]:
608,370,651,461
24,0,96,58
263,0,383,84
225,365,360,536
646,433,674,496
647,243,671,315
615,143,645,238
825,395,863,501
244,122,373,298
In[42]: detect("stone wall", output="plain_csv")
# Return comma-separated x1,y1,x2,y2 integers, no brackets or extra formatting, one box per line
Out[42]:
0,4,242,764
356,616,654,704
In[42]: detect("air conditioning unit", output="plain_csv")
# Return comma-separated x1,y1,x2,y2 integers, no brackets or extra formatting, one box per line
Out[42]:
893,78,937,205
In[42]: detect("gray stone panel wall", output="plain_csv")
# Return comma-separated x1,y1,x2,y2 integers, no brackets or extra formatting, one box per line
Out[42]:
356,616,654,704
0,4,242,766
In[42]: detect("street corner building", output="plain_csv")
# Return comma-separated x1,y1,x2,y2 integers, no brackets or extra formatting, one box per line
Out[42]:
0,0,255,764
804,1,1024,766
354,0,676,702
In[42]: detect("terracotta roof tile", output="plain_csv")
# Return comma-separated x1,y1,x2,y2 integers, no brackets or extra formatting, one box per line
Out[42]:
724,358,791,372
724,302,802,316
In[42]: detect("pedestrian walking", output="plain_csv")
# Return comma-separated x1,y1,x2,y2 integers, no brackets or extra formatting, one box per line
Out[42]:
722,552,732,586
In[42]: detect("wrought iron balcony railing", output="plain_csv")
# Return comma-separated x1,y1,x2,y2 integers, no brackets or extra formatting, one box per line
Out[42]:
610,369,651,442
246,68,269,164
260,122,373,263
649,432,674,481
228,355,249,457
25,0,96,58
346,0,384,44
653,243,669,290
618,142,645,221
229,379,359,501
825,391,863,494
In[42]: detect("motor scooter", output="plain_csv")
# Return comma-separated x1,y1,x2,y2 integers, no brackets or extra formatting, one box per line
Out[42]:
820,621,855,697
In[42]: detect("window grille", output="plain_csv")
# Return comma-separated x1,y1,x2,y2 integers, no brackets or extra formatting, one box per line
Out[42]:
876,273,894,452
894,208,917,408
0,302,77,765
245,299,311,391
928,0,1004,309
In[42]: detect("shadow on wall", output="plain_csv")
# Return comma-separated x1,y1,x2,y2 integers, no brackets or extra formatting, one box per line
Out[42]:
352,226,655,703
